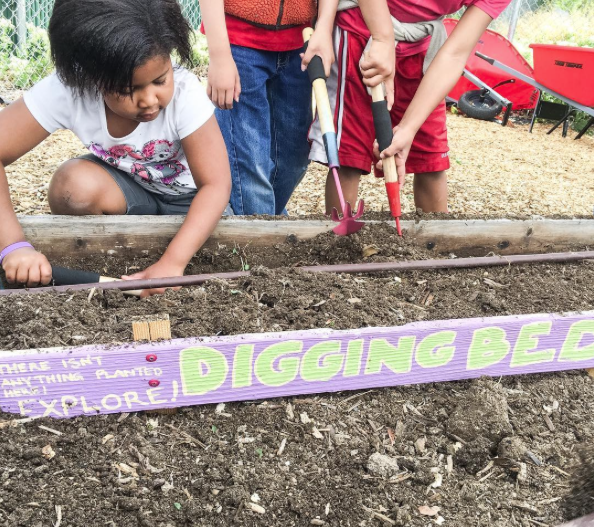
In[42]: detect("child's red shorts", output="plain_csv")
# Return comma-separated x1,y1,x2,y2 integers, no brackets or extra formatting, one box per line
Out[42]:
309,26,450,175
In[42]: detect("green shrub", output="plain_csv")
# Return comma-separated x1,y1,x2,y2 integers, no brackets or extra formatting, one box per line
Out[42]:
0,18,52,89
191,32,209,68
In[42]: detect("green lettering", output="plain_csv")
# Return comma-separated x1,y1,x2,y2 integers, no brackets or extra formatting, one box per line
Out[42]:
180,347,228,396
365,337,415,375
559,320,594,362
232,345,255,389
510,322,555,367
255,341,303,387
344,339,364,378
416,331,456,368
301,341,344,382
467,327,510,370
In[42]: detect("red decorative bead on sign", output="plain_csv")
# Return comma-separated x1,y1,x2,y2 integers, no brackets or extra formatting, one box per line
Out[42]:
146,354,158,363
148,380,160,388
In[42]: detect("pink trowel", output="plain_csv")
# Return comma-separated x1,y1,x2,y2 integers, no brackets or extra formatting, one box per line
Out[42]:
303,28,364,236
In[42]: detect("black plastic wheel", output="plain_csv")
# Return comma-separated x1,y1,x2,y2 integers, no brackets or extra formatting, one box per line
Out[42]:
458,90,503,121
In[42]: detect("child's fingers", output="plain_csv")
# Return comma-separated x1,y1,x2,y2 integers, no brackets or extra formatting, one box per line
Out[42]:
234,76,241,103
27,266,41,288
361,65,380,79
372,140,380,159
300,52,308,71
216,90,224,110
374,160,384,178
40,260,53,285
362,74,385,88
122,271,145,281
3,264,14,284
221,90,230,110
394,154,407,185
217,89,226,109
15,265,30,286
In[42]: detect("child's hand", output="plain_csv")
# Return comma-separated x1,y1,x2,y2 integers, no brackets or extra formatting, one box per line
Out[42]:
2,247,52,287
360,39,395,110
373,125,414,185
301,27,335,77
122,260,185,299
207,52,241,110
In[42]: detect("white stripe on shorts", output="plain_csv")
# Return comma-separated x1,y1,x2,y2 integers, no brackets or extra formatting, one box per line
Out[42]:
308,26,348,165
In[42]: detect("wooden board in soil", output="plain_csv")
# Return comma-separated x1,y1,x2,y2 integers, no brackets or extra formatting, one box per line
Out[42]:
18,215,594,259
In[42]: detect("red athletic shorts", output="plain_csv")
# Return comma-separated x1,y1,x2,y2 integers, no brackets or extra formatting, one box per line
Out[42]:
309,26,450,175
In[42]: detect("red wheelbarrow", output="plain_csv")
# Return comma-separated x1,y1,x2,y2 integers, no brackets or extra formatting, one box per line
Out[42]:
445,19,539,125
476,44,594,139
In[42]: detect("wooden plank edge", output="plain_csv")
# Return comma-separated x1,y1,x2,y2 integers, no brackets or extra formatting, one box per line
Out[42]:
18,216,594,258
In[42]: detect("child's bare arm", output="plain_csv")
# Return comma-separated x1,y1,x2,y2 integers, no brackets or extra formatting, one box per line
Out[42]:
0,99,53,286
358,0,395,107
379,6,492,178
123,115,232,297
200,0,241,110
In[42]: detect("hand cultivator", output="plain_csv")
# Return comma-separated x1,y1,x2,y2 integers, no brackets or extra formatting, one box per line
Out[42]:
303,28,364,236
370,84,402,236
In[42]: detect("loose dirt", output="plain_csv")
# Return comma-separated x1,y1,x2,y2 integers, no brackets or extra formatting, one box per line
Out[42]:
1,227,594,527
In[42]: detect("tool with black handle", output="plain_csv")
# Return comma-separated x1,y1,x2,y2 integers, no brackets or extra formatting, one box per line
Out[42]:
370,84,402,236
303,27,364,236
51,266,142,297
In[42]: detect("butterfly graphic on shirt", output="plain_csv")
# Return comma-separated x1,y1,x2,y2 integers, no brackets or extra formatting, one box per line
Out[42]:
87,140,188,185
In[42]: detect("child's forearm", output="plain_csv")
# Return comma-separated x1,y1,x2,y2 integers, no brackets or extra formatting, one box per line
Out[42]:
0,164,26,249
158,184,229,272
399,6,492,135
316,0,339,32
358,0,394,42
199,0,231,58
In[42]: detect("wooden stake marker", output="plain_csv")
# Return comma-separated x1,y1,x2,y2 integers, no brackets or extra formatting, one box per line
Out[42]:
132,315,171,342
131,315,174,415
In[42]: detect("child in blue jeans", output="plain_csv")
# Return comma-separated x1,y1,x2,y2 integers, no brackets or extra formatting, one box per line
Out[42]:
200,0,336,215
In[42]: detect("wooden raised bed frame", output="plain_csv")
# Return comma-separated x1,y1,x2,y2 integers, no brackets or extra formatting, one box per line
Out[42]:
19,215,594,259
1,215,593,421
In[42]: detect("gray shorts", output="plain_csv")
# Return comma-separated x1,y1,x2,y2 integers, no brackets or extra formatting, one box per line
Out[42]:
79,153,198,216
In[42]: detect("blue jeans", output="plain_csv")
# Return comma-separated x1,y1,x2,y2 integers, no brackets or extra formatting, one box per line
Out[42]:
216,45,311,216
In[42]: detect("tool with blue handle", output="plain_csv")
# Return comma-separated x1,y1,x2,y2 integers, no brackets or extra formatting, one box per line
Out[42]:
303,28,365,236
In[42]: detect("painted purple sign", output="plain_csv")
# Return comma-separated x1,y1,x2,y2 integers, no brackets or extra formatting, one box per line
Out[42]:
2,311,594,419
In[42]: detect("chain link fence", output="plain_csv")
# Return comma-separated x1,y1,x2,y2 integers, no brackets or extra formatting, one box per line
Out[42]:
1,0,593,97
0,0,203,98
488,0,594,60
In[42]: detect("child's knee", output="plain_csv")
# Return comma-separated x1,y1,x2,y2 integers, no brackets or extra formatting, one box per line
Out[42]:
48,159,102,214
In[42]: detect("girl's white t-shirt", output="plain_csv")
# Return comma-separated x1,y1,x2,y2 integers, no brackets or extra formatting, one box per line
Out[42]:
24,67,214,195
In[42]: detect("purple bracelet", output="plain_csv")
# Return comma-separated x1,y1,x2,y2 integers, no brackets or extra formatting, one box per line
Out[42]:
0,242,34,265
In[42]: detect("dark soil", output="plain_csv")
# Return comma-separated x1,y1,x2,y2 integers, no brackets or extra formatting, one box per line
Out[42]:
1,223,593,526
52,223,433,278
0,375,591,527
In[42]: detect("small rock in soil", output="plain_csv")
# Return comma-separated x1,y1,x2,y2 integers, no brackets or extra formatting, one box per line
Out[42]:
368,452,400,477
